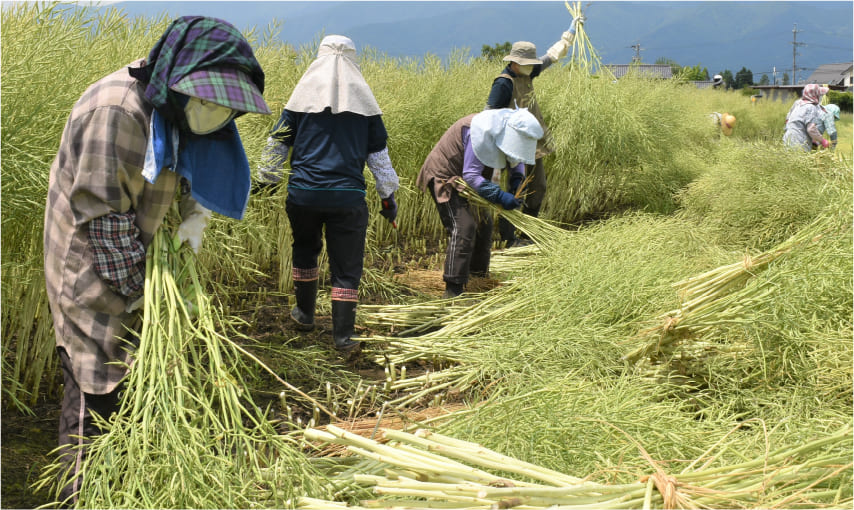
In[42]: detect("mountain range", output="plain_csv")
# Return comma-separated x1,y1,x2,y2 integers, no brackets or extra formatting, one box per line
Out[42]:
103,1,853,82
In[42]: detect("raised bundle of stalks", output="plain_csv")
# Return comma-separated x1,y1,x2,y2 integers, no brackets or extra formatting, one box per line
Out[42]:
300,423,853,509
564,1,614,80
36,210,324,508
623,213,841,363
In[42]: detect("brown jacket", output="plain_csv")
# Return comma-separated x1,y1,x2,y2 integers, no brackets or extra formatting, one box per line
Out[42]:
44,61,184,394
416,114,477,203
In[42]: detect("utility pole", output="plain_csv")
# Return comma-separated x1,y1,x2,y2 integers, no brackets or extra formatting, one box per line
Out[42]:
630,42,643,63
792,23,806,84
773,66,777,85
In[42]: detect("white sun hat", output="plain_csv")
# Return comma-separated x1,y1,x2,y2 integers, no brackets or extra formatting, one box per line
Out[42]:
470,108,544,168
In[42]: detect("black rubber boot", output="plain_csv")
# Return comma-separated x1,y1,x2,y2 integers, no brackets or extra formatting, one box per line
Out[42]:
331,300,360,352
443,281,464,299
290,280,317,331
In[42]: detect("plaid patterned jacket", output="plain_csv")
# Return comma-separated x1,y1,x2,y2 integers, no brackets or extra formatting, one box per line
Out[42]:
44,60,184,394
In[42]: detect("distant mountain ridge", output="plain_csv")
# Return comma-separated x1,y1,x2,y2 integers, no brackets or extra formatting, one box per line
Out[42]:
107,1,853,80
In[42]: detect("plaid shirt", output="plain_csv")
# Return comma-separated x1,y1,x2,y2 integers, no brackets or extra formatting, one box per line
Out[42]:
44,61,184,394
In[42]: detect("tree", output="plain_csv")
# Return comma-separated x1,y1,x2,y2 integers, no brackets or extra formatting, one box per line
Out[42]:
678,63,708,81
720,69,734,89
782,73,790,85
759,74,770,85
734,67,754,89
481,42,512,61
655,57,681,75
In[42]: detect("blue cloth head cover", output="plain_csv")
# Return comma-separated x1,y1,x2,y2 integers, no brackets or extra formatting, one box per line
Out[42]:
824,104,841,119
143,109,251,220
470,108,544,168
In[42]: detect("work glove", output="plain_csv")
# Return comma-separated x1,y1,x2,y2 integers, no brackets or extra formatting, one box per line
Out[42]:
820,138,830,149
570,15,586,34
380,193,398,223
508,172,525,196
498,190,522,210
177,206,212,253
125,294,144,314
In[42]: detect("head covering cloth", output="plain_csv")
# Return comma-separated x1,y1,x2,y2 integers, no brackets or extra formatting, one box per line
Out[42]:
800,84,829,105
285,35,382,116
133,16,269,220
130,15,269,130
470,108,544,169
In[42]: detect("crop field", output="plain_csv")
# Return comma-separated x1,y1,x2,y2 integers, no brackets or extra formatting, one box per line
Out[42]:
2,3,852,509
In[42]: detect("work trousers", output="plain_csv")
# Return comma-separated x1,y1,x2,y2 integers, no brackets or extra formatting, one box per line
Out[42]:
57,348,121,506
286,200,369,296
429,183,493,285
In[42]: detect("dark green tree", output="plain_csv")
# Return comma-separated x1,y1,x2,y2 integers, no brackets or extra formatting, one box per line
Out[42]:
481,42,512,61
782,73,790,85
734,67,754,89
655,56,681,75
758,74,770,85
720,69,734,89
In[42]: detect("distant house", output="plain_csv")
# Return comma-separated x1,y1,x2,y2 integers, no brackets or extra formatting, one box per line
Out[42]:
804,62,852,89
692,80,718,89
604,64,673,80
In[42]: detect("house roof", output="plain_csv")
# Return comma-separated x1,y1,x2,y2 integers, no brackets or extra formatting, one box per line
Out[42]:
804,62,852,86
604,64,673,79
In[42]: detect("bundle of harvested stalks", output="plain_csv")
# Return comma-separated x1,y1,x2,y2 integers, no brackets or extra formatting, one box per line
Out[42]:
457,180,568,251
623,213,839,363
38,210,322,508
299,423,853,509
565,1,615,80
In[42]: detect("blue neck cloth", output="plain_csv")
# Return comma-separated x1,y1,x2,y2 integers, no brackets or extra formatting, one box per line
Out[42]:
143,110,250,220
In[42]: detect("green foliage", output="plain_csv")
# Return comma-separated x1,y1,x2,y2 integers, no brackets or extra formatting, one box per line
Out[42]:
827,90,853,112
481,41,511,61
734,66,754,89
720,69,735,89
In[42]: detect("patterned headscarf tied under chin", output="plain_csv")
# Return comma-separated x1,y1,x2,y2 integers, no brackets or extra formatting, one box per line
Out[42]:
800,84,829,105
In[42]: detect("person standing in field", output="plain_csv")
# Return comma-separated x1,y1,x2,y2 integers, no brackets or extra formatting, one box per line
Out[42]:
258,35,399,354
783,84,831,152
416,108,543,298
819,103,841,150
486,14,585,247
43,16,270,505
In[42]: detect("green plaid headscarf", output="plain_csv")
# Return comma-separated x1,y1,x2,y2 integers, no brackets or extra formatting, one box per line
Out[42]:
130,16,269,129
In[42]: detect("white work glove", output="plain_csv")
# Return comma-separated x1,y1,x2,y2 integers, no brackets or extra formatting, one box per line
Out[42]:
126,294,144,313
177,206,212,253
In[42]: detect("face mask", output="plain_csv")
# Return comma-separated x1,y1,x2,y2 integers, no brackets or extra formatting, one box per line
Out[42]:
517,64,534,76
184,97,236,135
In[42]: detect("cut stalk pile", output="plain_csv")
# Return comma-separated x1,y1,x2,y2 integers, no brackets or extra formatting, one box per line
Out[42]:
299,423,853,509
37,211,322,508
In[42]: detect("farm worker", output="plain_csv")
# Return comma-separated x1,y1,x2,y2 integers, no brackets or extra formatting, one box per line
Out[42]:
416,108,543,298
819,103,840,150
486,14,585,247
783,84,831,152
710,112,736,136
43,16,270,505
257,35,399,353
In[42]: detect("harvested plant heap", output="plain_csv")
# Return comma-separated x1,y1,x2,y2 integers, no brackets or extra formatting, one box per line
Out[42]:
36,209,326,508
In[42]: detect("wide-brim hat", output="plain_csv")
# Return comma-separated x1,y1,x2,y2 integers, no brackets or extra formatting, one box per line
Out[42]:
825,104,841,119
721,113,736,136
170,66,270,115
471,108,544,168
502,41,542,66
